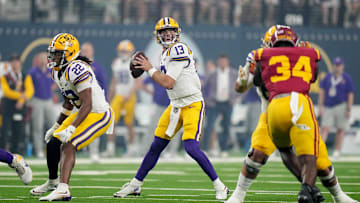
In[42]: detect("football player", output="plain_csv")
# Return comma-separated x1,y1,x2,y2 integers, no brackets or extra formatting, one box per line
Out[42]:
0,148,32,184
113,17,229,200
104,39,141,157
254,26,321,202
227,25,358,203
31,33,114,201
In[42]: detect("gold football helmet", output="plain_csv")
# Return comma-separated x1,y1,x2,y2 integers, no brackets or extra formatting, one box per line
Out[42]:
48,33,80,70
117,39,135,53
154,17,181,48
117,40,135,60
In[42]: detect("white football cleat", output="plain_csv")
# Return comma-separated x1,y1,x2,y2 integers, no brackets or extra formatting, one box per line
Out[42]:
225,189,246,203
39,183,71,201
333,193,359,203
9,154,32,185
114,178,143,198
30,179,59,196
213,178,229,200
215,185,229,200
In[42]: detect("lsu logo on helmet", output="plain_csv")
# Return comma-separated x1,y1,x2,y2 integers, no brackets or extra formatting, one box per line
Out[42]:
48,33,80,70
154,17,181,48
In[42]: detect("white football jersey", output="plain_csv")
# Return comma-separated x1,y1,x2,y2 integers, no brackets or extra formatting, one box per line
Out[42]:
160,42,203,107
52,60,109,113
245,50,269,113
112,57,135,96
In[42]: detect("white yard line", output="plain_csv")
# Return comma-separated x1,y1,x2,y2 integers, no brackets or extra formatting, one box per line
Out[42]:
1,185,360,194
0,170,185,176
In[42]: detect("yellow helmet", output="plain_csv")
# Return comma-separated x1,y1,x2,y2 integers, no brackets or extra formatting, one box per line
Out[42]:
154,17,181,48
48,33,80,70
117,40,135,53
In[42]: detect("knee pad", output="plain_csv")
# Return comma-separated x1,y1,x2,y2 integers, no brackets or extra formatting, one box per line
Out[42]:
244,156,263,175
247,148,269,165
319,166,336,186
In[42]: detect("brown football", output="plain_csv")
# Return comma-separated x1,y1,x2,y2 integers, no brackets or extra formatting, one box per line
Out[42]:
129,51,147,78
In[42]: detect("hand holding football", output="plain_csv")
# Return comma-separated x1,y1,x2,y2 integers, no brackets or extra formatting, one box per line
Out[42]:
129,51,147,78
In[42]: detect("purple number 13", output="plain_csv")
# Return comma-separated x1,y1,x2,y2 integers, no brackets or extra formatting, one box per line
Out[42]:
174,45,184,55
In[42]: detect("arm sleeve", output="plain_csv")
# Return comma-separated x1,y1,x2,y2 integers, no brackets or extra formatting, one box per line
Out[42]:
24,75,34,100
0,76,21,100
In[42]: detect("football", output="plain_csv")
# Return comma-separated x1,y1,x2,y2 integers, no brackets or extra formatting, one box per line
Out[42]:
129,51,147,78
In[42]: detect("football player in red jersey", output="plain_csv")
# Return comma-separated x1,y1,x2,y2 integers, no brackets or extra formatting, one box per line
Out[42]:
253,27,321,202
228,25,358,203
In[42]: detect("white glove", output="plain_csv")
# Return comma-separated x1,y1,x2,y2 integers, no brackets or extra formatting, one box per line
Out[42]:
44,123,60,143
54,125,76,143
236,65,249,86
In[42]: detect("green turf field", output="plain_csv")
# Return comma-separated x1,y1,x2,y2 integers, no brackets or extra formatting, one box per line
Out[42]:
0,158,359,202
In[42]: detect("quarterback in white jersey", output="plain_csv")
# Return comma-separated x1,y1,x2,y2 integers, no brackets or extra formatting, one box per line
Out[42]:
33,33,114,201
113,17,228,200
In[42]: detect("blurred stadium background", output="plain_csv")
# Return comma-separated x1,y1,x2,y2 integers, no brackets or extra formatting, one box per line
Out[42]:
0,0,359,201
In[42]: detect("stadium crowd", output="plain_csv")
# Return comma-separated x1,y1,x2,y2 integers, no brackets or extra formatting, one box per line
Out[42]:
0,0,360,28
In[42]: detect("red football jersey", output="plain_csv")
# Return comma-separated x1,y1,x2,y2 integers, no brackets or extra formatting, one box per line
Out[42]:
254,47,321,101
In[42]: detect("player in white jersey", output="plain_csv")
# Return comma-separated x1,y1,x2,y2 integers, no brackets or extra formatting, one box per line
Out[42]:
31,33,114,201
226,26,358,203
104,40,140,157
113,17,229,200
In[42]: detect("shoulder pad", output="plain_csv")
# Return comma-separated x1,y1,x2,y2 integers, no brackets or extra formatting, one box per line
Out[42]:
66,60,92,85
312,48,321,61
246,50,256,64
254,48,264,61
167,42,191,61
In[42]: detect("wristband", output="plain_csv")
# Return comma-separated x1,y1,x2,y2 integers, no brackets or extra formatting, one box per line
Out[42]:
61,108,72,116
147,68,157,78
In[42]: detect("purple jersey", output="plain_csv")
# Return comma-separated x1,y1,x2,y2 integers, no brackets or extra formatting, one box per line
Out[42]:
320,72,355,107
28,67,54,100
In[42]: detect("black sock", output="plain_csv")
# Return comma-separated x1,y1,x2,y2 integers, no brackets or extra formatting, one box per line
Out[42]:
46,137,61,180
